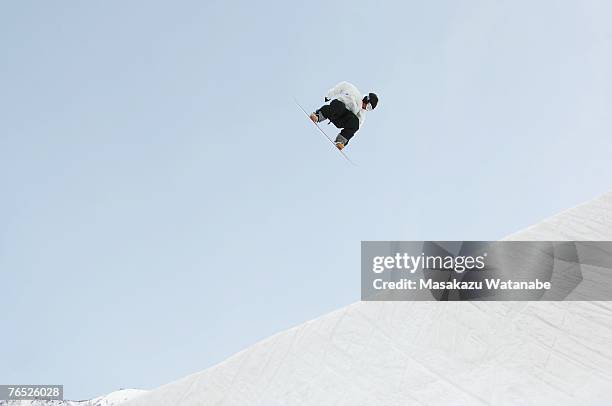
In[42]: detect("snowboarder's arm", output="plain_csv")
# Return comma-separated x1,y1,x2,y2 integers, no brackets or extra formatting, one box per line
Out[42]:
356,110,365,127
325,81,352,101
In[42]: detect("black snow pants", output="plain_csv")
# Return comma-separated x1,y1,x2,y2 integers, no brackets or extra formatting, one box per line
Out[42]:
316,99,359,145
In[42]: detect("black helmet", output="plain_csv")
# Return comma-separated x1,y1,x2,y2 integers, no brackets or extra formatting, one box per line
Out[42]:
363,92,379,110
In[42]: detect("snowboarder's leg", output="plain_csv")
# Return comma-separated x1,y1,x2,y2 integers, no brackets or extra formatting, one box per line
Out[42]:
335,114,359,149
314,99,349,123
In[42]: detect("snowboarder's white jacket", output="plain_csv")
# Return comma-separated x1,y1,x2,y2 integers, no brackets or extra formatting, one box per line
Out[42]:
325,81,366,126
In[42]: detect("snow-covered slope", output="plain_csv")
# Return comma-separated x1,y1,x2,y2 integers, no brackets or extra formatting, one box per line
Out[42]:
124,192,612,406
88,389,146,406
0,389,146,406
503,192,612,241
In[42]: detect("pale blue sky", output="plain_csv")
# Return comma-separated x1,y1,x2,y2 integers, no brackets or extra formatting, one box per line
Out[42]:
1,0,611,400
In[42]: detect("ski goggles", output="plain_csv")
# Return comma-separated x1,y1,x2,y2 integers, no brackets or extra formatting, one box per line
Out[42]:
365,102,374,111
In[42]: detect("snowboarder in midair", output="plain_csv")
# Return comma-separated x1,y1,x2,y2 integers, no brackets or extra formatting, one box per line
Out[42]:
310,81,378,150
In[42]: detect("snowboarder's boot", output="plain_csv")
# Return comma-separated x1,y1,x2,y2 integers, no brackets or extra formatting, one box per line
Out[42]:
310,111,326,123
334,134,348,150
